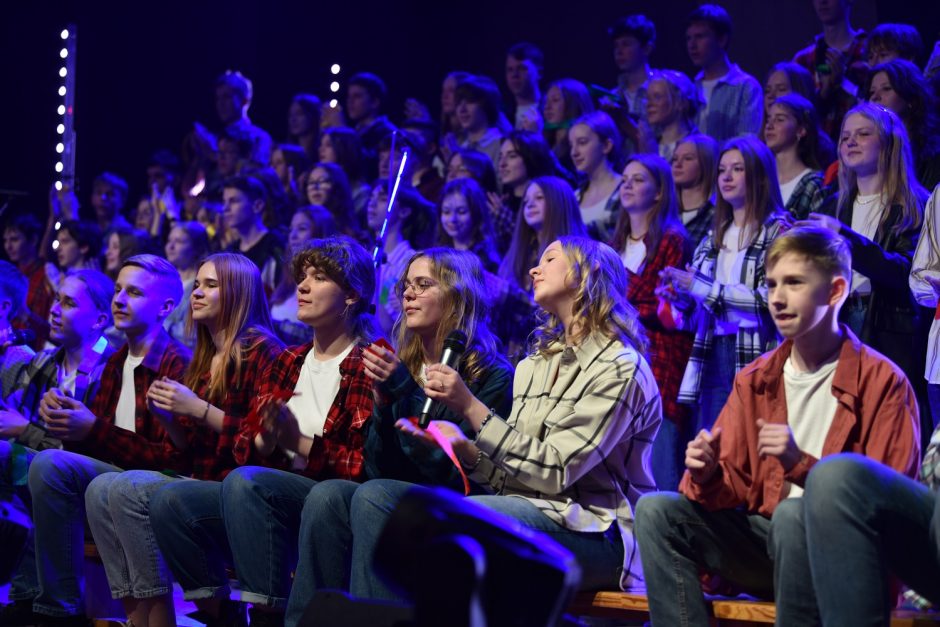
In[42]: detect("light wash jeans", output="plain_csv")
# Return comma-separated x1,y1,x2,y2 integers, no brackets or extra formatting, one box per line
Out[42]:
85,470,178,599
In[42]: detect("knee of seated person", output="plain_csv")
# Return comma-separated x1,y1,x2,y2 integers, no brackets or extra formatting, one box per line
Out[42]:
804,453,873,507
304,479,355,511
107,470,160,503
26,449,75,493
350,479,410,518
221,465,278,502
770,497,803,533
85,472,118,507
635,491,685,531
149,481,188,522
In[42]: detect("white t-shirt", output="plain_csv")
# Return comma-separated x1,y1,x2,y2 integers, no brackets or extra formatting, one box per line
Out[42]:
714,224,756,336
578,195,609,235
700,77,722,106
621,238,647,274
286,341,356,442
779,169,813,206
115,353,145,432
783,354,839,498
850,194,885,296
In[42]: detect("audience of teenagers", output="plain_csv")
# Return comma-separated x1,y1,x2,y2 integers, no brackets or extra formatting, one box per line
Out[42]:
5,4,940,625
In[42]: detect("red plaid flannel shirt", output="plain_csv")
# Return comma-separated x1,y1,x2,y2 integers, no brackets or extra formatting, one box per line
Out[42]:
16,260,54,350
73,329,191,471
179,334,285,480
231,339,389,481
626,228,694,425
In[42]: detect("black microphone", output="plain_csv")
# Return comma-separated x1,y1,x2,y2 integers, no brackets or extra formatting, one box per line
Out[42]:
418,330,467,428
4,329,35,347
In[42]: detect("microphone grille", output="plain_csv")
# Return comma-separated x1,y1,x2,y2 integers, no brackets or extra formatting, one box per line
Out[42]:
443,330,467,353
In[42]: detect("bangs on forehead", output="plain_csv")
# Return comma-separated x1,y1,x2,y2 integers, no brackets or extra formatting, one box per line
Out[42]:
292,248,348,288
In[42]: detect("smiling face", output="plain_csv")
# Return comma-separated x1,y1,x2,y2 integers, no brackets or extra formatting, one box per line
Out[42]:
763,104,802,153
568,123,610,174
190,261,221,327
522,182,547,231
620,161,660,213
111,265,174,337
440,192,474,245
766,252,843,340
839,113,882,178
48,275,108,348
717,149,747,209
400,257,444,335
295,265,351,328
529,240,573,314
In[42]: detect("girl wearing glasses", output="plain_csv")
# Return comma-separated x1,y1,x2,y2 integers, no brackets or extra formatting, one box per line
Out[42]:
303,237,661,605
219,247,513,625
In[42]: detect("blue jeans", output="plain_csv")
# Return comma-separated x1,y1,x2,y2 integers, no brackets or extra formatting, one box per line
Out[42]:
85,470,177,599
303,479,626,611
804,454,940,625
650,418,692,491
27,449,120,617
1,441,38,602
695,334,736,433
285,479,359,627
634,492,817,627
149,479,230,601
220,467,317,611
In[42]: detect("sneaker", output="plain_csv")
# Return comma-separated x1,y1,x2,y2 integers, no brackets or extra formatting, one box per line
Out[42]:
0,600,37,627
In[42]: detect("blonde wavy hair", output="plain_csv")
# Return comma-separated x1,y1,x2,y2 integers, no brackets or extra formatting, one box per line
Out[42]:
530,236,648,357
393,248,506,386
836,103,927,239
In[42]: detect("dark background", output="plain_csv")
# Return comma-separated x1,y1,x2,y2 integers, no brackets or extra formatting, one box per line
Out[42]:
1,0,936,217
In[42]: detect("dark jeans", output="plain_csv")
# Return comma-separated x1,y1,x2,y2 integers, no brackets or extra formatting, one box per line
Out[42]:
804,454,940,626
634,492,818,627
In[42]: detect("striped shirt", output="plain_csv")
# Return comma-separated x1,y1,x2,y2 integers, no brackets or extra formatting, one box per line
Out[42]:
470,333,662,592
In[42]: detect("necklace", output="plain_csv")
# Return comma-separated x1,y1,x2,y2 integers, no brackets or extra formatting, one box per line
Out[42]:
855,194,880,206
628,232,646,242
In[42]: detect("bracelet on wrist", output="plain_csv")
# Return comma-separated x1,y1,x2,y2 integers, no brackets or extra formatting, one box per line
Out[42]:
199,400,210,423
479,408,497,431
462,447,484,472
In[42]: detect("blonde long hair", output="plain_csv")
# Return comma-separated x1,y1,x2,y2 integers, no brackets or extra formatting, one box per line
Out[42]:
394,248,506,386
530,236,648,357
185,253,283,403
836,103,927,239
